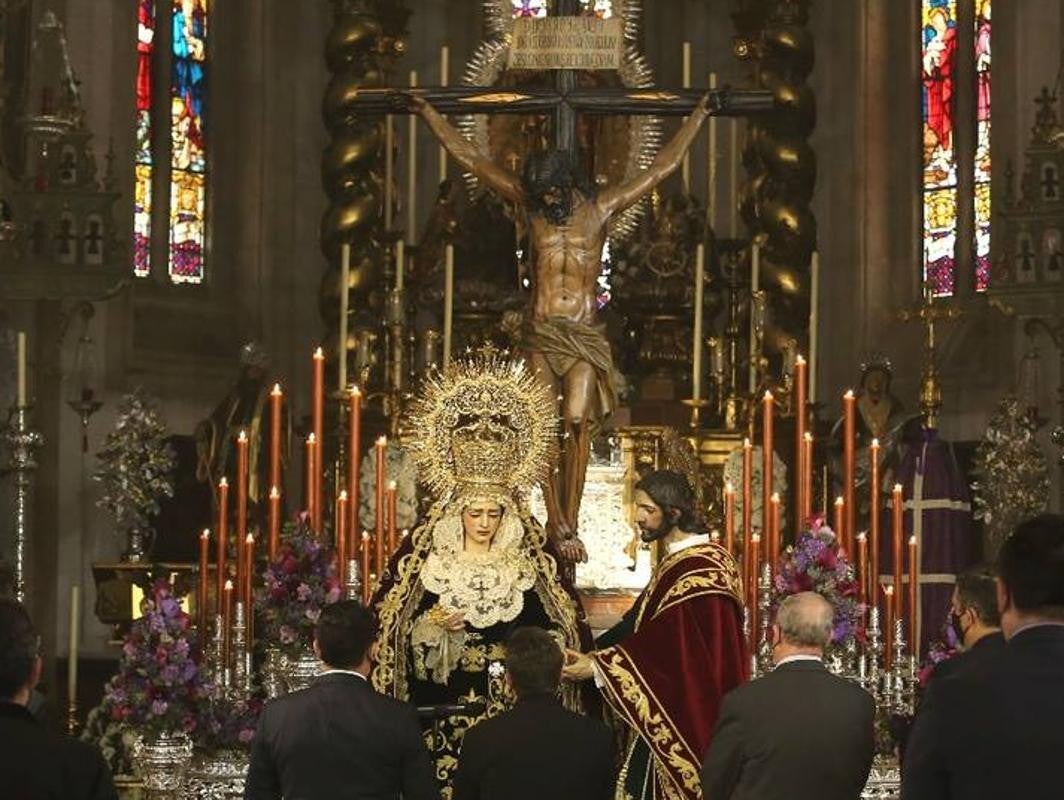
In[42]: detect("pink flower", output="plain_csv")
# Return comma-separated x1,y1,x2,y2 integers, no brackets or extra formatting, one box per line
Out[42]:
238,728,255,744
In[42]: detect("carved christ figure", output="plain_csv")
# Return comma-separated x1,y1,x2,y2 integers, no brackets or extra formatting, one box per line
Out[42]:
412,93,712,560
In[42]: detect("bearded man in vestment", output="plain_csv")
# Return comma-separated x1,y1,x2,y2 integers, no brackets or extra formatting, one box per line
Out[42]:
563,470,748,800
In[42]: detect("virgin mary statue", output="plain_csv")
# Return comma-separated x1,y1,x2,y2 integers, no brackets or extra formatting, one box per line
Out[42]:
371,350,591,796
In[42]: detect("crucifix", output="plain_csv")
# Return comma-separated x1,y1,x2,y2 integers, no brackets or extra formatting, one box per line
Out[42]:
350,5,772,563
899,285,964,430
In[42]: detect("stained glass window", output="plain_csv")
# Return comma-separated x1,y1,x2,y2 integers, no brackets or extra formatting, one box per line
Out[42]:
973,0,991,291
168,0,208,284
921,0,958,297
133,0,155,278
512,0,548,17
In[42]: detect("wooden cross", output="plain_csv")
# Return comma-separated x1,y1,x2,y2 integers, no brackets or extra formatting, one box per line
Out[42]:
347,3,772,156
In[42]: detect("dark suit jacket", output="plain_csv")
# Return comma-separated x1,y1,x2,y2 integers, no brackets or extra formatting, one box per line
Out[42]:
902,624,1064,800
451,693,615,800
244,672,437,800
895,632,1007,769
0,701,117,800
701,659,875,800
929,631,1005,684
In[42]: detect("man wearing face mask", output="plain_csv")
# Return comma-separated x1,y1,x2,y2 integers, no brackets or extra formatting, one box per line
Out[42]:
561,470,748,800
902,514,1064,800
933,565,1004,684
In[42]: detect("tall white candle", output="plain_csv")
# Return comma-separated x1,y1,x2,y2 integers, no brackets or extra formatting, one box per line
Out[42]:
443,245,454,369
706,72,718,229
438,46,450,185
681,42,692,195
67,585,79,702
749,244,760,393
809,251,820,403
395,239,405,291
16,331,26,407
338,245,350,391
407,71,419,245
729,118,739,237
692,244,705,400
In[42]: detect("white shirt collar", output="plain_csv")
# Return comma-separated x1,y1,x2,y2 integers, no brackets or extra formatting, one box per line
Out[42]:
320,668,368,680
774,654,823,668
665,532,708,555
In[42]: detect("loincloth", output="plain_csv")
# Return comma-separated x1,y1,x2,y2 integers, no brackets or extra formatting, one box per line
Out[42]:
521,317,619,418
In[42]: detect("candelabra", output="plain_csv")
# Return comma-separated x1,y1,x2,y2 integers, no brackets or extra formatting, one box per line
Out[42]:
4,405,44,603
345,558,363,601
209,612,226,688
754,562,773,676
863,605,882,696
229,602,250,700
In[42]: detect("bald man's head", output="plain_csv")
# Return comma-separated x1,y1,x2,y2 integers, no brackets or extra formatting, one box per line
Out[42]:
776,592,834,650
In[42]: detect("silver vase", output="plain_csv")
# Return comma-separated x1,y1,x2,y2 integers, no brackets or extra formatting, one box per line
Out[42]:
262,647,286,699
123,527,148,563
280,648,322,693
188,748,249,799
132,730,193,796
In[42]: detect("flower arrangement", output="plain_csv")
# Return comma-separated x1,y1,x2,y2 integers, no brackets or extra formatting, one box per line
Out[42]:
971,394,1050,561
772,517,863,645
94,389,176,559
258,517,342,659
102,580,205,737
196,691,263,750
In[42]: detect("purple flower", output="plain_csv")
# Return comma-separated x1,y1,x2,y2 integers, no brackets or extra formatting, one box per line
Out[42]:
296,582,312,601
151,699,168,716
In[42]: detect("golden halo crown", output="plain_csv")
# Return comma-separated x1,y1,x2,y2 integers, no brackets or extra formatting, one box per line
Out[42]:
409,346,558,502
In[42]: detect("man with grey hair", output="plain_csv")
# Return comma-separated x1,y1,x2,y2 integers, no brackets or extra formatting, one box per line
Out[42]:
701,592,874,800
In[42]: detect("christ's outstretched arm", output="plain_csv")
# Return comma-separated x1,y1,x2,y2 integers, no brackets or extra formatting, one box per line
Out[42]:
412,95,524,204
595,93,711,217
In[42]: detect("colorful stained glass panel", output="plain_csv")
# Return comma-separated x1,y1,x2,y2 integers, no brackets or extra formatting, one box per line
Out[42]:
168,0,208,284
922,0,958,296
973,0,991,291
133,0,155,277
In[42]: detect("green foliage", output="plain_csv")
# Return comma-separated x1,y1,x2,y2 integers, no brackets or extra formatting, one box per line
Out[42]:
94,389,176,539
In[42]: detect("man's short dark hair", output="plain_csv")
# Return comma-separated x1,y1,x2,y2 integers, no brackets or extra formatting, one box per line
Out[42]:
0,599,38,700
314,600,375,668
998,514,1064,616
505,627,562,697
635,470,701,533
955,565,1001,627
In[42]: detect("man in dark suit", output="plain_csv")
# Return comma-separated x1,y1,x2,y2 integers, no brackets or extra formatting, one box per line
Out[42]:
701,592,874,800
903,514,1064,800
933,565,1005,683
244,600,436,800
452,627,614,800
0,599,117,800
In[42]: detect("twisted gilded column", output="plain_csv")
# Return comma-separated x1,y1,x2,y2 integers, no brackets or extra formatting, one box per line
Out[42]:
734,0,816,363
321,1,408,396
